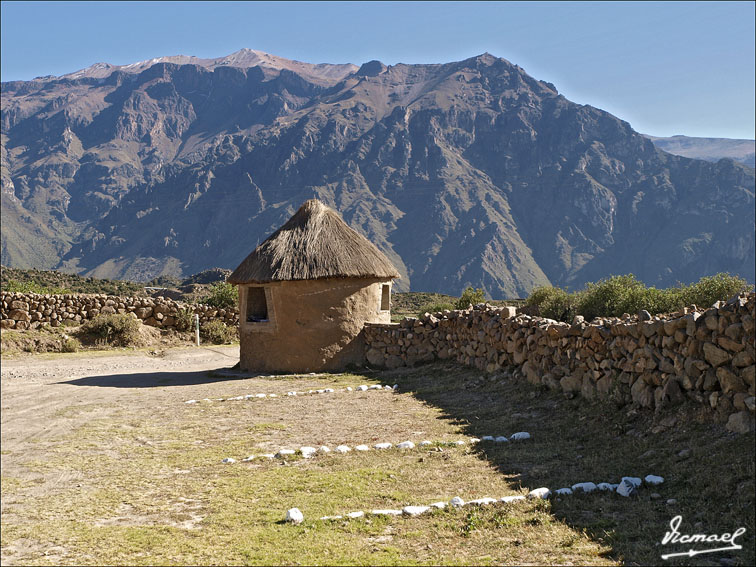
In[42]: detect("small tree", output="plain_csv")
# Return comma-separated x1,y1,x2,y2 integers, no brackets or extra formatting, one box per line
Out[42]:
455,287,486,310
205,282,237,309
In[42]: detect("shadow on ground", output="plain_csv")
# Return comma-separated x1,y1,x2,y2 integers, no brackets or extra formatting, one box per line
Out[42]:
57,367,248,388
361,361,755,567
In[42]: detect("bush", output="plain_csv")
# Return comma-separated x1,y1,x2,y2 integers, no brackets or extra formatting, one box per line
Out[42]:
200,320,237,344
205,282,237,309
417,302,455,317
61,338,80,353
679,273,750,309
525,286,577,321
80,314,141,347
455,287,486,310
3,279,71,294
524,272,752,322
175,307,195,332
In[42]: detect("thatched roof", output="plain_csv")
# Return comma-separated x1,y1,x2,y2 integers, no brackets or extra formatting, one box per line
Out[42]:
228,200,400,284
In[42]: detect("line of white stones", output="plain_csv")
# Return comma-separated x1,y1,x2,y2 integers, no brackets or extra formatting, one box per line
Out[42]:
283,475,665,524
185,384,399,404
221,433,532,463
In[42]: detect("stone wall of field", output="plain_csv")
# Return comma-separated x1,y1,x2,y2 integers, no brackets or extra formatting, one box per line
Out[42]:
364,293,756,433
0,291,239,330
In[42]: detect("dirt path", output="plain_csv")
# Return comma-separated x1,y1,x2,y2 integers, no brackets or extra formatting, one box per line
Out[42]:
1,347,240,521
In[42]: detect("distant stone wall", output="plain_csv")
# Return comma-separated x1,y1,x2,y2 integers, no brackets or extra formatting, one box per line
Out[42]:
364,293,756,433
0,291,239,330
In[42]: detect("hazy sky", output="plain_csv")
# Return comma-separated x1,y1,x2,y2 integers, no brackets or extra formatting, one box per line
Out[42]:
1,1,754,139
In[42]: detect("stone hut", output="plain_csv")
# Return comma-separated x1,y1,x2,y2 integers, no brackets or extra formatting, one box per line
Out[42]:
228,199,400,373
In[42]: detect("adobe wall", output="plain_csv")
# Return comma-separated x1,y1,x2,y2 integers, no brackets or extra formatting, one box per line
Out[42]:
239,278,392,373
0,291,239,330
364,293,756,433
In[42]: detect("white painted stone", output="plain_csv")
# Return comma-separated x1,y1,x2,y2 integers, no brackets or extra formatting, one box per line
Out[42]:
469,438,481,443
318,446,330,453
346,387,353,391
255,393,267,398
455,440,466,445
500,495,526,503
355,445,369,451
495,436,509,443
597,483,614,491
185,400,198,404
276,449,296,458
616,479,636,497
571,482,598,493
261,453,276,459
481,435,495,441
241,455,256,462
316,389,325,394
527,487,551,500
450,496,465,507
245,394,255,399
369,385,382,390
357,385,368,391
300,447,317,458
325,388,335,393
645,475,664,485
393,384,399,390
320,515,343,520
397,441,415,449
510,432,531,440
222,457,236,464
269,394,277,398
621,476,642,488
335,445,351,453
374,442,393,449
430,501,447,509
346,511,364,518
285,508,304,524
555,488,573,496
467,497,498,506
371,509,402,516
403,505,430,516
420,440,433,446
384,385,393,390
287,392,296,396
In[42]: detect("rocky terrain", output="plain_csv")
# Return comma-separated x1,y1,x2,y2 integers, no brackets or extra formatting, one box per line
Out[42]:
2,49,754,297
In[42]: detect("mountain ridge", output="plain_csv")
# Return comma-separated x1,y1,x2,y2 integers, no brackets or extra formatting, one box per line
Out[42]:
2,50,753,297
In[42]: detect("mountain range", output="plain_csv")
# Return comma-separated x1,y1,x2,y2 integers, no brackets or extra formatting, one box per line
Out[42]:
2,49,754,297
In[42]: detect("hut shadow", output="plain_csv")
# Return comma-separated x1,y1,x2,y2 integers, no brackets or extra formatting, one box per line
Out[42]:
351,361,749,565
57,367,260,389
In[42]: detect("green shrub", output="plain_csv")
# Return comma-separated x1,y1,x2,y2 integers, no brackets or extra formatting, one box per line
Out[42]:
524,272,752,322
61,338,80,353
200,320,237,344
3,279,71,294
526,286,578,321
417,302,456,316
80,314,141,347
679,273,750,309
175,307,195,332
455,287,486,310
205,282,237,309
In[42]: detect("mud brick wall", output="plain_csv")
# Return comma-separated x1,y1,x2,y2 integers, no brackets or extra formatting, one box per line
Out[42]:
365,294,755,433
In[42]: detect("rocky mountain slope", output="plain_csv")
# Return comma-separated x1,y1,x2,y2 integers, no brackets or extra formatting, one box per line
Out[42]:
2,50,754,297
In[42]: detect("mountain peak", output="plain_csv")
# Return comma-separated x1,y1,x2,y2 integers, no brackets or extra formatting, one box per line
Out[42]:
355,60,387,76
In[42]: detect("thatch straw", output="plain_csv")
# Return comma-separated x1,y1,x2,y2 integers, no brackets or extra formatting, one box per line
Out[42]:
228,200,400,284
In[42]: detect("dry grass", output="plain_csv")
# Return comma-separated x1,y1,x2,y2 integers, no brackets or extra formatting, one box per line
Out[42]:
1,358,753,566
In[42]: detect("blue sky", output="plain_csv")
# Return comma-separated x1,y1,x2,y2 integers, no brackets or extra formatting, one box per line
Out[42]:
1,1,754,139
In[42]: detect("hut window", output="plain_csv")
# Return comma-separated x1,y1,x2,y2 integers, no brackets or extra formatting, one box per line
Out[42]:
380,284,390,311
246,287,268,322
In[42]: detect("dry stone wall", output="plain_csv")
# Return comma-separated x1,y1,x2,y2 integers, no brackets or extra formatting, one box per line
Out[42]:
365,293,756,433
1,291,239,330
